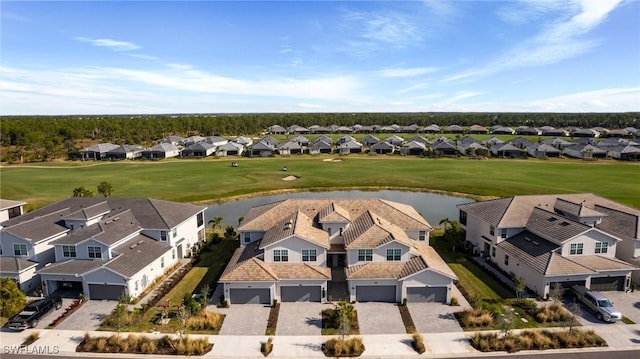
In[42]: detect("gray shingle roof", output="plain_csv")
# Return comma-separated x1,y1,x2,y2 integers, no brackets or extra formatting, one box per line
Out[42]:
105,234,171,278
37,259,103,275
52,209,142,246
526,207,591,244
458,198,513,227
0,256,38,273
4,208,70,243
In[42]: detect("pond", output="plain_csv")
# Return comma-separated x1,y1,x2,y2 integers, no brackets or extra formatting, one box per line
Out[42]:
205,190,474,228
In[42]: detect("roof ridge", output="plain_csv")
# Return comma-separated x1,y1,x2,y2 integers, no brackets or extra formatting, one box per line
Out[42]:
147,199,170,229
252,258,279,280
302,263,331,279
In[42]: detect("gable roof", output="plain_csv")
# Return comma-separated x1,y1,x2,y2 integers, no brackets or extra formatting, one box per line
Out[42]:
343,210,414,249
259,211,330,249
318,203,351,223
525,207,591,244
0,256,38,273
103,234,172,278
52,209,142,246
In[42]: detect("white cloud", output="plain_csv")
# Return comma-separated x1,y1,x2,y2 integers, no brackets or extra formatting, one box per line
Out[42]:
379,67,438,78
76,37,141,51
444,0,623,82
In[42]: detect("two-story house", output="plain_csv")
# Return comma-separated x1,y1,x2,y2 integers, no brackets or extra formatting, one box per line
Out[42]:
457,194,639,298
220,199,456,305
0,197,206,299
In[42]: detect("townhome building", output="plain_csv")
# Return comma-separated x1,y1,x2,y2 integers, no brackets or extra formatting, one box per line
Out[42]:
0,197,206,299
220,199,456,305
457,194,639,298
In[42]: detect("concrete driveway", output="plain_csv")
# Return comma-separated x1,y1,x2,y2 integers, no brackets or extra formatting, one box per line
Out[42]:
54,299,118,331
408,302,464,333
276,302,324,335
600,290,640,323
216,304,271,335
355,302,406,334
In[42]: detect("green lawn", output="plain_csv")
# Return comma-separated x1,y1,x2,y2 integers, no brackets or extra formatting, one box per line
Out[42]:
2,156,639,210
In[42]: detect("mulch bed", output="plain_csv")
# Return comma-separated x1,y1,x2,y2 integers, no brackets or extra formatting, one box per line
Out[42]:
266,303,280,335
398,305,417,333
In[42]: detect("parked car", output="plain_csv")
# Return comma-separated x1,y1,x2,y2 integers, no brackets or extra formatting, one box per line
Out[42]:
571,285,622,322
8,295,63,330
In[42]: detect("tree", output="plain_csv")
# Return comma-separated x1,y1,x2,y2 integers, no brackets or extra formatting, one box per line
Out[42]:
566,301,583,333
548,283,564,303
238,216,245,226
72,186,94,197
334,300,355,342
514,277,526,299
208,216,223,232
97,181,114,197
199,284,211,310
439,218,465,252
224,225,237,239
112,298,128,338
0,278,26,318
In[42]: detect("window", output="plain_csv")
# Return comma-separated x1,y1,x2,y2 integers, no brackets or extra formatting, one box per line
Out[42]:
160,231,168,241
595,242,608,254
172,228,177,238
418,231,426,241
13,243,27,256
490,225,495,236
570,243,584,255
161,256,165,268
500,228,508,238
491,247,496,257
69,224,75,230
459,210,467,225
302,249,317,262
135,281,139,291
88,246,102,258
197,212,204,227
328,227,332,235
504,254,509,266
243,232,251,243
386,248,401,261
172,248,176,259
358,249,373,262
62,245,77,258
273,249,289,262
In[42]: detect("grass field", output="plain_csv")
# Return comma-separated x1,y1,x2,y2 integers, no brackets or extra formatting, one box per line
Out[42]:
1,155,638,210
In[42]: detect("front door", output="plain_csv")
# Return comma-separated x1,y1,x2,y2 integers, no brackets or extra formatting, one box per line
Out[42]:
483,242,490,257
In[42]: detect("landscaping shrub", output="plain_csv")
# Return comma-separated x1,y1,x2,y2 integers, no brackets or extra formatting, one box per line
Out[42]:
458,308,494,328
535,303,571,323
187,311,225,332
470,329,607,352
322,337,365,357
450,295,459,306
77,333,212,355
22,331,40,346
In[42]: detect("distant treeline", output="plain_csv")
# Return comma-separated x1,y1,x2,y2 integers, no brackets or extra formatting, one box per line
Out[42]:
1,112,638,163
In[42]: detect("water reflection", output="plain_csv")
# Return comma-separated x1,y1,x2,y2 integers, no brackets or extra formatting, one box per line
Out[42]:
205,190,474,228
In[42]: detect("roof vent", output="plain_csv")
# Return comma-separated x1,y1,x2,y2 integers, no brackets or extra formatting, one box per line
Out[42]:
548,217,558,222
525,237,532,242
560,221,570,227
532,241,540,246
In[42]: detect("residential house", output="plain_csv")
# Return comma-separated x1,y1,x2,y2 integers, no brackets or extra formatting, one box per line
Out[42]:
205,136,229,147
509,137,535,149
481,137,506,147
277,141,303,155
516,127,541,136
492,126,515,135
469,125,489,134
181,142,216,157
79,143,120,161
288,125,310,135
402,124,421,133
308,141,333,155
248,141,276,157
430,141,458,156
369,142,395,154
309,125,331,134
142,143,181,159
491,143,525,158
220,199,456,304
457,194,639,298
313,135,333,146
231,136,253,147
385,135,405,146
104,145,144,160
159,135,185,146
1,197,206,299
445,125,464,134
184,135,206,146
337,140,363,154
407,135,429,145
360,135,381,147
401,140,427,156
0,199,26,222
541,127,569,137
423,125,441,133
563,144,607,159
526,143,561,158
216,142,244,157
0,257,38,292
291,135,310,147
606,145,640,161
268,125,287,135
572,128,600,138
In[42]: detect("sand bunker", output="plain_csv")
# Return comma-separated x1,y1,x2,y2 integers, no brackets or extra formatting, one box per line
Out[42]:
322,158,343,162
282,175,299,181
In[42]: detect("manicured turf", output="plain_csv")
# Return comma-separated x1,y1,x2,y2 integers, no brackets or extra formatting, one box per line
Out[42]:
1,155,638,210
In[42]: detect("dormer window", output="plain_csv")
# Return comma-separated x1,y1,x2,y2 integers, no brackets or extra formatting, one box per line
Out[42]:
490,225,495,236
386,248,401,261
419,231,426,241
570,243,584,255
595,242,608,254
13,244,27,256
160,231,168,241
88,246,102,259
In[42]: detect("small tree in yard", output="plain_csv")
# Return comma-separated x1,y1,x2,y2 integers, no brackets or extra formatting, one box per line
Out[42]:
548,283,564,303
112,299,128,338
176,302,191,340
566,302,583,333
208,216,223,232
335,301,355,342
199,284,211,310
0,278,26,318
498,310,515,343
439,218,465,252
97,181,114,197
514,277,526,299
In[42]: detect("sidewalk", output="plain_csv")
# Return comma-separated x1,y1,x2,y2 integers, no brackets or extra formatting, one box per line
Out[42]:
1,323,638,358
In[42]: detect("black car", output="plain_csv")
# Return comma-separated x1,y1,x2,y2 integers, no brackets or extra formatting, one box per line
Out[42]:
8,295,63,330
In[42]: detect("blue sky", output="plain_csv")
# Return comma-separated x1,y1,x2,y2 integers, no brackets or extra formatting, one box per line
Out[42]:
1,0,639,115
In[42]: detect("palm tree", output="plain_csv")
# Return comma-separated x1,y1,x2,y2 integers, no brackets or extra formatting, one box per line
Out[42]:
208,216,223,232
238,216,245,227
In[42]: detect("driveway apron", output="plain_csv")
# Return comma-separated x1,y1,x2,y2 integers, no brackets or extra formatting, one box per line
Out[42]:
408,302,464,333
55,300,118,331
217,304,271,335
276,302,323,335
355,302,406,334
